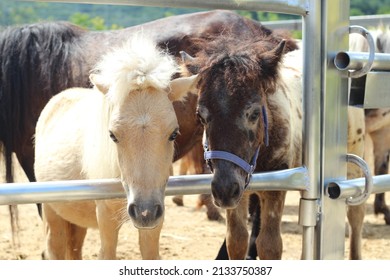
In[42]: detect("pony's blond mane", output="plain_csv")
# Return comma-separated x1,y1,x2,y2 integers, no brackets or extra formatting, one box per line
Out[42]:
93,35,179,106
81,36,179,179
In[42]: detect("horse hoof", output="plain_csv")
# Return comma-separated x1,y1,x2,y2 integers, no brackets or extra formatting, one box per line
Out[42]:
196,193,223,221
172,196,184,206
41,250,48,260
206,210,224,222
374,205,390,225
374,204,383,215
384,211,390,225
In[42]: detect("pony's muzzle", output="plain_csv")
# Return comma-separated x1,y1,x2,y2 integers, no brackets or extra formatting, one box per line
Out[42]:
211,180,242,209
128,202,164,229
210,163,245,209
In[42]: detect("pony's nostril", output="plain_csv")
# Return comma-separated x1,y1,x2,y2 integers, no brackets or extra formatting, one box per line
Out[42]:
211,185,219,199
154,205,163,219
128,203,137,218
232,182,241,198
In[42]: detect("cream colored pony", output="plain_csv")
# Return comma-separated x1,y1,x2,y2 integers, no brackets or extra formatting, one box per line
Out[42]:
34,37,197,260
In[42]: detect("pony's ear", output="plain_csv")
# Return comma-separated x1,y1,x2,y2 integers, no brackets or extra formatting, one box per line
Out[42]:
376,32,389,53
89,74,109,94
180,51,196,64
258,40,286,78
179,51,201,75
169,74,199,101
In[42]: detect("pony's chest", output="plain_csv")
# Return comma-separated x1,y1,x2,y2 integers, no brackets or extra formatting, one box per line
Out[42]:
47,201,99,228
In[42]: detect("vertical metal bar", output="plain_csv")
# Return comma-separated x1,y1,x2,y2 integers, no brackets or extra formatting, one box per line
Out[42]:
299,0,322,260
317,0,350,259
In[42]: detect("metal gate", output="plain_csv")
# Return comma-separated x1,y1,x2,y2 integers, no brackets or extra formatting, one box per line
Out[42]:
2,0,390,259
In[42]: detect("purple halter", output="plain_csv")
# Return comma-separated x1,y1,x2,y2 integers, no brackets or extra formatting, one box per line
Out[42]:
203,105,269,188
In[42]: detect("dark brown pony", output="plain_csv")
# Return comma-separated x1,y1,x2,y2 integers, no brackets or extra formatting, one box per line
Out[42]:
0,10,294,249
181,34,301,259
181,33,368,260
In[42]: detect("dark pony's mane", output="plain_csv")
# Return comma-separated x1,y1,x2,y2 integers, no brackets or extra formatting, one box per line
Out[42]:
0,21,87,183
188,33,298,98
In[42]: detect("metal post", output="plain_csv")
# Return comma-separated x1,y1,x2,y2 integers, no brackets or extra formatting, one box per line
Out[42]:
298,0,322,260
316,0,350,259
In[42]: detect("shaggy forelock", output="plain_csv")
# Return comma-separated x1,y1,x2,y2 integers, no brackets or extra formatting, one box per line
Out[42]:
92,35,179,105
196,36,280,95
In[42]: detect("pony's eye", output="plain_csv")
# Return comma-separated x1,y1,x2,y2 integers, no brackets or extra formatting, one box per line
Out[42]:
249,110,260,122
169,128,180,142
109,131,118,143
196,111,207,125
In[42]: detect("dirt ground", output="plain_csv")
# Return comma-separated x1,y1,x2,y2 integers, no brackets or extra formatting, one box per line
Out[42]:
0,155,389,260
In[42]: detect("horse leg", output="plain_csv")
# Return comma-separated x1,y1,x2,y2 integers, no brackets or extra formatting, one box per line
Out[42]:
196,193,223,221
374,193,390,224
172,153,189,206
215,194,260,259
215,239,229,260
67,224,87,260
347,204,365,259
257,191,286,260
363,132,388,224
96,201,121,260
373,144,390,224
366,121,390,224
138,221,163,259
247,194,261,260
345,164,364,259
172,195,184,206
345,107,365,259
225,194,249,259
42,204,70,259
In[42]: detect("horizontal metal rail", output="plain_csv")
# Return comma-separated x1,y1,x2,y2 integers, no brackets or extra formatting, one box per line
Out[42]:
327,174,390,201
263,14,390,30
0,166,309,205
334,52,390,72
21,0,309,15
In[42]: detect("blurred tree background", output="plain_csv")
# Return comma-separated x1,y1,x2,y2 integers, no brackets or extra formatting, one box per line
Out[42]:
0,0,389,30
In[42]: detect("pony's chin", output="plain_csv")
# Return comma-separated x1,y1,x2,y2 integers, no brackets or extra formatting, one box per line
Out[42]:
212,195,242,210
131,218,163,230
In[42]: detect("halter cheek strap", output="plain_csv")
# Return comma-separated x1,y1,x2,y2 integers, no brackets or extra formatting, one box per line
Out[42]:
203,105,269,188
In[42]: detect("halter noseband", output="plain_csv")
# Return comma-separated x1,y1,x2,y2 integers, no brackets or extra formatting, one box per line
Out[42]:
203,105,269,188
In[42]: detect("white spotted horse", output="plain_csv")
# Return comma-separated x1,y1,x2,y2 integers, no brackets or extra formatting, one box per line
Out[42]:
350,26,390,225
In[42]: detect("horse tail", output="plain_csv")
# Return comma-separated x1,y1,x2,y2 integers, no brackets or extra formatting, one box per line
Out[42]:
9,205,20,249
0,21,88,252
0,21,87,175
0,143,20,251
